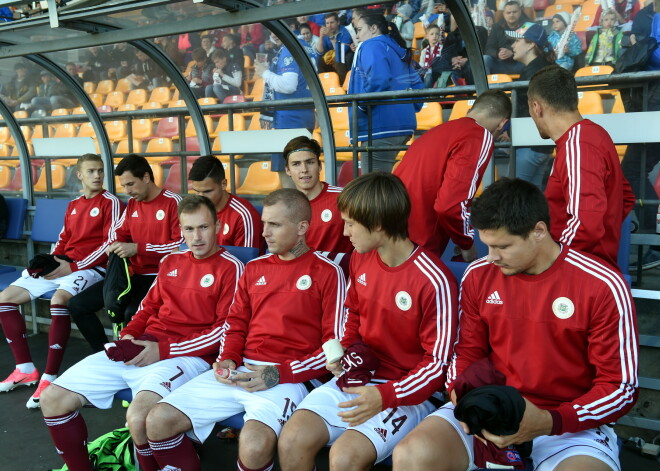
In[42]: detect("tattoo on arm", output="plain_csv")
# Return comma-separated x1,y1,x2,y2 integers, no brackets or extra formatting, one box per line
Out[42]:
262,366,280,388
288,239,310,258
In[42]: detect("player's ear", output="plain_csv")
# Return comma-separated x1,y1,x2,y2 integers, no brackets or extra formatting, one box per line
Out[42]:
532,221,548,241
221,179,228,192
215,219,221,235
298,219,309,236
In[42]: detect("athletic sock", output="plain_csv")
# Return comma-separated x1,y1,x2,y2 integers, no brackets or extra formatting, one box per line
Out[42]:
134,443,160,471
44,410,92,471
0,302,32,365
237,458,274,471
150,433,201,471
45,305,71,376
17,362,36,374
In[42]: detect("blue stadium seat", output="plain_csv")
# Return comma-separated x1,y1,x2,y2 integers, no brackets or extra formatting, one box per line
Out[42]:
31,198,69,244
0,197,29,275
618,215,632,286
220,245,259,265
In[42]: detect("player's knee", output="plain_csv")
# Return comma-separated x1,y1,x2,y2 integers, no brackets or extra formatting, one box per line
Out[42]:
239,424,276,465
50,291,71,306
392,434,421,469
125,403,148,435
146,403,187,441
40,384,76,416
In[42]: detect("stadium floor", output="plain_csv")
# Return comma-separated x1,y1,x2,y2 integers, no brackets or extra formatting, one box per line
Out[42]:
0,333,657,471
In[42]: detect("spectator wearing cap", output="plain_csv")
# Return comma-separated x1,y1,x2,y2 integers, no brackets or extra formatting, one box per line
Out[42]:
547,12,583,71
508,22,556,188
483,0,531,75
0,62,36,111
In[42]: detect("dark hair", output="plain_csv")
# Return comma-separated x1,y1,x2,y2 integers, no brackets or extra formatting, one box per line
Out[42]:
114,154,154,181
76,153,103,172
426,24,442,32
224,33,240,47
504,1,522,10
325,12,339,22
263,188,312,223
337,172,410,240
470,178,550,237
352,7,369,19
299,22,312,33
526,40,557,65
283,136,321,165
211,48,228,61
359,14,412,63
528,65,578,113
189,155,226,183
192,48,208,62
472,89,512,119
178,194,217,222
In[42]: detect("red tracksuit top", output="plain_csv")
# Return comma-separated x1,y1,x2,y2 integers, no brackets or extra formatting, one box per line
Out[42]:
52,190,123,272
394,117,494,256
447,246,638,435
341,246,458,410
110,190,183,275
216,193,264,251
121,248,243,364
307,182,353,253
545,120,635,268
218,250,346,384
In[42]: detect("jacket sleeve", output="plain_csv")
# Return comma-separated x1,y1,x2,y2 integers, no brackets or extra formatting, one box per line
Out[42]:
376,270,459,409
568,33,583,57
485,25,502,58
160,260,244,360
277,259,347,383
548,281,638,434
433,127,494,250
217,270,252,365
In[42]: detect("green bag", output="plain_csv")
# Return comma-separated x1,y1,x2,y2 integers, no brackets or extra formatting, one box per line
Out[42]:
57,427,135,471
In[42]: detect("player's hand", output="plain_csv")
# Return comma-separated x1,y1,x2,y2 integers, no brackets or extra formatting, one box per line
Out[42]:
107,242,138,259
44,256,73,280
254,60,268,77
480,398,552,448
450,388,458,406
319,26,328,37
337,386,383,427
213,360,237,384
326,360,343,377
461,245,477,263
232,364,280,392
124,340,160,367
121,334,134,340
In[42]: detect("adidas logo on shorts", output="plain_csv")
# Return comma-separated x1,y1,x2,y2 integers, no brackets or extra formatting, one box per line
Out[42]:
486,291,503,305
160,381,172,392
255,276,267,286
374,427,387,442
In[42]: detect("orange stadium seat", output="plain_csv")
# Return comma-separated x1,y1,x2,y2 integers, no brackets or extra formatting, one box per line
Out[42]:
77,122,95,138
116,163,163,191
105,120,128,142
487,74,513,83
342,71,351,91
611,92,625,114
222,162,240,188
448,99,475,121
126,89,148,107
236,161,282,195
34,163,67,192
333,130,355,162
83,82,96,94
0,127,11,145
71,106,86,115
53,123,76,139
246,79,264,101
104,91,126,109
326,87,346,96
0,165,11,188
247,116,263,130
413,22,426,49
416,102,443,131
131,118,154,140
197,97,218,107
116,104,137,112
13,111,28,119
95,79,115,95
115,138,143,154
215,114,247,134
51,108,70,117
115,78,132,94
575,65,614,78
144,137,174,163
329,106,350,130
543,4,573,18
0,143,11,156
141,101,163,111
168,99,186,108
319,72,341,93
183,115,213,138
148,87,171,106
244,55,255,81
577,91,604,115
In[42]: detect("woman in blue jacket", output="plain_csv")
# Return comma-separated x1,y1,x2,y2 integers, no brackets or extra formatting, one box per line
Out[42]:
349,14,423,172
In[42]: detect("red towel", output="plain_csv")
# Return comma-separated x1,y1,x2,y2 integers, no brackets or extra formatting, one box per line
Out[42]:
336,341,380,389
104,334,159,362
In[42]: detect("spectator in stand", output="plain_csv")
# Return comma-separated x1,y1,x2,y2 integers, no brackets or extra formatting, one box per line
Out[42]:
81,46,112,82
630,0,656,44
495,0,535,24
126,49,168,90
585,8,623,66
200,35,216,58
189,155,263,251
483,1,530,74
0,62,35,111
508,23,556,188
394,4,416,48
593,0,641,31
186,48,213,99
221,33,245,76
420,24,444,87
64,62,83,86
50,77,78,110
154,36,184,71
26,70,57,115
108,42,134,80
349,14,423,173
299,22,320,53
317,12,354,82
297,15,320,35
547,12,583,71
205,49,242,102
0,6,14,22
239,23,265,61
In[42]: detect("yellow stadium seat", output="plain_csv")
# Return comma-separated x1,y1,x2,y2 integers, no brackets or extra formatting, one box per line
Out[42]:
116,163,163,191
105,120,128,142
342,71,351,91
115,78,132,94
77,122,95,138
236,161,282,195
95,80,115,95
51,108,70,117
104,91,126,109
448,99,475,121
184,115,213,138
0,127,11,145
329,106,350,130
116,104,137,112
31,125,44,140
319,72,341,93
247,116,263,130
326,87,346,96
148,87,171,106
53,123,76,139
333,130,355,162
126,89,148,107
246,79,264,101
413,22,426,49
611,92,625,114
144,137,173,163
141,101,163,111
13,111,28,119
487,74,513,83
221,162,241,188
168,99,186,108
0,143,11,156
131,118,154,140
215,114,247,134
197,97,218,107
577,91,604,114
0,165,11,188
397,135,414,160
543,4,573,18
71,106,86,115
115,138,143,154
89,93,105,107
416,102,443,131
34,163,67,192
83,82,96,94
575,65,614,78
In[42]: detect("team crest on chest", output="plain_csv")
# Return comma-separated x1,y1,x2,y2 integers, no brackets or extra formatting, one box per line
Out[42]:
296,275,312,290
552,297,574,319
321,209,333,222
395,291,412,311
200,274,214,287
223,223,230,235
89,207,100,217
156,209,165,221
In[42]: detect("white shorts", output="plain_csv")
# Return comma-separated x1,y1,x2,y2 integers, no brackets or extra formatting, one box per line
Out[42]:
54,351,209,409
297,378,435,463
430,403,620,471
160,366,310,443
11,268,104,300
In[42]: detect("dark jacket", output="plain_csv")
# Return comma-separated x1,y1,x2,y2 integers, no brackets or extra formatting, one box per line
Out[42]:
484,15,532,59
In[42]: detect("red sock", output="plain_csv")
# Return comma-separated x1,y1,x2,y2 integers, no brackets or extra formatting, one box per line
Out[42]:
45,305,71,376
134,442,160,471
150,433,201,471
44,410,92,471
237,458,274,471
0,302,31,364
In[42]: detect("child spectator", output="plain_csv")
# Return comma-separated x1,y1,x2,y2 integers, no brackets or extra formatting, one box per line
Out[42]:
585,8,623,66
186,48,213,98
420,24,444,87
205,49,242,101
394,3,415,48
548,12,583,71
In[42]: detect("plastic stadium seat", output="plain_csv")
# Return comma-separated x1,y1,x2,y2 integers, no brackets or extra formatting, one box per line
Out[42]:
145,137,174,159
244,55,255,81
575,65,614,78
168,99,186,108
83,82,96,94
116,104,137,112
141,101,163,111
319,72,341,93
224,95,246,104
333,130,356,162
77,122,95,138
337,161,360,187
198,97,218,107
0,165,11,189
4,197,28,240
51,108,70,117
148,87,171,105
215,114,246,134
9,143,34,157
183,116,213,138
0,143,11,156
326,87,346,96
163,161,195,193
416,102,443,131
154,117,180,139
246,79,264,101
30,125,44,140
577,91,604,115
105,120,128,142
183,136,201,153
236,161,282,195
95,79,115,95
487,74,513,83
13,110,28,119
131,118,154,140
611,93,625,114
221,163,240,188
71,106,86,115
329,106,350,130
126,89,148,107
53,123,76,139
397,135,414,160
34,163,67,192
534,0,550,10
342,71,351,91
543,4,573,18
247,116,263,130
88,93,104,107
104,91,126,109
98,104,114,113
413,21,426,49
116,163,163,191
115,138,143,154
115,78,132,94
448,99,475,121
0,127,11,145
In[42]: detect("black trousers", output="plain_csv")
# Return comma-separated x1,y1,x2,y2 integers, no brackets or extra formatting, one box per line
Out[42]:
68,274,156,353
